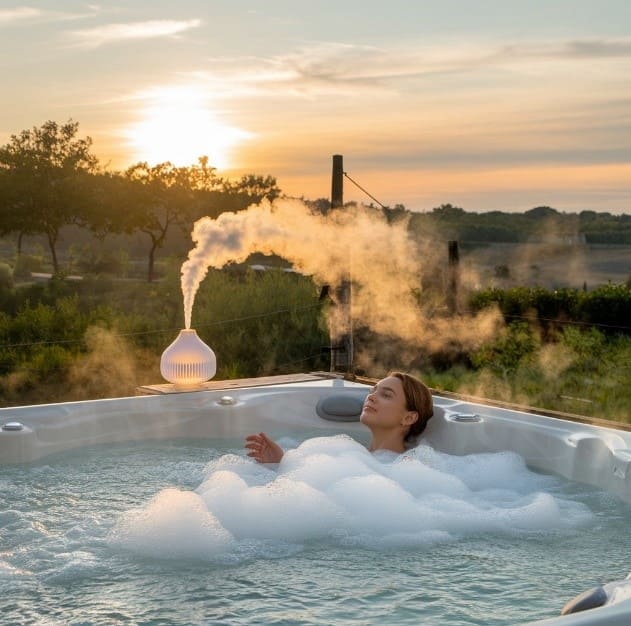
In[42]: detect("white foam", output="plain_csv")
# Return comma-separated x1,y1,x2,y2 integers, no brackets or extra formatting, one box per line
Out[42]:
109,488,235,560
109,436,594,560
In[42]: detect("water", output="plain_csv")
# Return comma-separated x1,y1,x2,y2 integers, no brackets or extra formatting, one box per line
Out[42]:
2,435,630,626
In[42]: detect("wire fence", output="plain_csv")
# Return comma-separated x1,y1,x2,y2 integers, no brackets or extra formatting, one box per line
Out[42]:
502,313,631,332
1,300,630,354
0,303,325,351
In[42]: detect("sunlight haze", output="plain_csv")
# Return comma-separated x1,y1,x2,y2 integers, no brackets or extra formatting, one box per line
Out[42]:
1,0,630,212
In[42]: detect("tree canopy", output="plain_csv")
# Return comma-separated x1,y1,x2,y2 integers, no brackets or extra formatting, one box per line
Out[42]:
0,120,99,272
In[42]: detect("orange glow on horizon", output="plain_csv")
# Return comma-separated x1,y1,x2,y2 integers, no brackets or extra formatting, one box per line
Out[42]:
94,114,630,213
269,162,631,212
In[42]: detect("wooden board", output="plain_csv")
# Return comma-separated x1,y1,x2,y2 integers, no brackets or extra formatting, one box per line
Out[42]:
136,372,339,395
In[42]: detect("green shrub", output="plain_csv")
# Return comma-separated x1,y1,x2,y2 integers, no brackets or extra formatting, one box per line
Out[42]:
469,284,630,333
190,269,329,377
578,283,631,329
29,345,72,379
471,321,540,378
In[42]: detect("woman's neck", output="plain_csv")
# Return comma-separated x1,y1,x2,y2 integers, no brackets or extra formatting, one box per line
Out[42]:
368,431,406,454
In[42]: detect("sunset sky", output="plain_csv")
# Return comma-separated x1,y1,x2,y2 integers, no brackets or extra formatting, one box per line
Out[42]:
2,1,630,213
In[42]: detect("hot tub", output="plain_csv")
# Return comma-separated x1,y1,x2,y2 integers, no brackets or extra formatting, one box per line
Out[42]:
1,373,630,625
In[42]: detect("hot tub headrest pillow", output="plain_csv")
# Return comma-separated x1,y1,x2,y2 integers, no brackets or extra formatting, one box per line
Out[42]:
316,394,366,422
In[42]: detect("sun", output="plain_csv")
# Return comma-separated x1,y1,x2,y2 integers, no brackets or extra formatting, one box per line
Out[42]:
124,85,250,169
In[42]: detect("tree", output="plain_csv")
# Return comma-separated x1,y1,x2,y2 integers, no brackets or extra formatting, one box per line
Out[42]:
184,156,231,221
0,120,99,273
383,203,408,223
221,173,281,204
431,203,466,219
122,161,197,282
525,206,560,219
186,156,223,191
95,156,283,282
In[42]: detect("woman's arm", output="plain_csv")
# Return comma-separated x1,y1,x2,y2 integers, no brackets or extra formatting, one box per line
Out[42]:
244,432,284,464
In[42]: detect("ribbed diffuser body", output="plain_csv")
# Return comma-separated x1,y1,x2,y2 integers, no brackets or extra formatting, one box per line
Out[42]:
160,329,216,387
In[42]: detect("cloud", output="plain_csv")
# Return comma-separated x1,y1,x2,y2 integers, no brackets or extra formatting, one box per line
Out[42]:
564,39,631,58
497,38,631,62
284,37,631,85
0,5,105,26
67,18,202,48
184,43,431,101
0,6,42,24
187,37,631,99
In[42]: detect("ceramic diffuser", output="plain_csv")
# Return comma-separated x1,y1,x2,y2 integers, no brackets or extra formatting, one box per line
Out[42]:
160,329,216,387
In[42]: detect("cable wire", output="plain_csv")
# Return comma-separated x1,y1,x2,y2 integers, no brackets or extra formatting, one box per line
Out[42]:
343,171,387,209
501,313,631,332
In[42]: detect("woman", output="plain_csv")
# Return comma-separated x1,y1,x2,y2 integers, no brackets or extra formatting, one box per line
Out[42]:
245,372,433,463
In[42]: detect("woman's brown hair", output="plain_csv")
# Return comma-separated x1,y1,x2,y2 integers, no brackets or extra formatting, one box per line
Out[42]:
390,371,433,444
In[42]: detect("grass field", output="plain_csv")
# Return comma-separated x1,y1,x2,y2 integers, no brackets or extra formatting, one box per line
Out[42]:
461,242,630,290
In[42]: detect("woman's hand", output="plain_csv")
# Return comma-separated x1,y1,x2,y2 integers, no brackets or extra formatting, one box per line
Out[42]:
245,432,284,464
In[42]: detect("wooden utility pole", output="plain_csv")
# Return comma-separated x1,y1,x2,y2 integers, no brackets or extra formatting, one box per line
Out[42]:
329,155,353,373
331,154,344,208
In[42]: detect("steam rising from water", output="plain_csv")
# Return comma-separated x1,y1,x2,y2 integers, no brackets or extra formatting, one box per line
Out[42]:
109,436,592,561
181,199,501,350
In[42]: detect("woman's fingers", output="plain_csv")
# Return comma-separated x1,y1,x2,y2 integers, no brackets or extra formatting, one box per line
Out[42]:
245,433,266,444
245,433,265,461
245,433,265,448
244,432,283,463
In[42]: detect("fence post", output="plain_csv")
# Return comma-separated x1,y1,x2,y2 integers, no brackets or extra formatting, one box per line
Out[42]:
447,240,460,314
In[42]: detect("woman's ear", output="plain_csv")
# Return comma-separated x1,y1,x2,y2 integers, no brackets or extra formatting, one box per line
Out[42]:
403,411,419,426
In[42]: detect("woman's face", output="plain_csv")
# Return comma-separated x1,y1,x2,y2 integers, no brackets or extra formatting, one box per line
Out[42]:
360,376,409,430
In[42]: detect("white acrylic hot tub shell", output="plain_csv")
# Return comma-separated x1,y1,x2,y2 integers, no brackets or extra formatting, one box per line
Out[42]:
0,379,371,464
1,376,630,625
3,378,631,503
